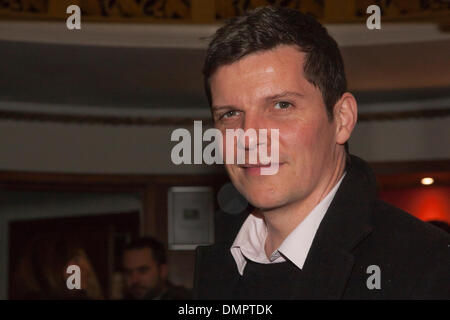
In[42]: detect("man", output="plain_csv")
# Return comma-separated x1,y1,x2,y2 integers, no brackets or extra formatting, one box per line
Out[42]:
193,7,449,299
122,237,191,300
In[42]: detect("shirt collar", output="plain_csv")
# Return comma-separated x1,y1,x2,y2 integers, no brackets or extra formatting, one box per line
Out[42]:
231,172,346,276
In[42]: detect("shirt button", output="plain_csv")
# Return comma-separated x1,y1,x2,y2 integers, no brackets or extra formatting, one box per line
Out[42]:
270,251,280,261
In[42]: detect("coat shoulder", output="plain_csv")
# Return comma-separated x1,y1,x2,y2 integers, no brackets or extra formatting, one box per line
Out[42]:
373,200,450,249
367,200,450,298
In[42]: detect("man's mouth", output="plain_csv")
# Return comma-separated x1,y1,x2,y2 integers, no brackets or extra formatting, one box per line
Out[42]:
237,163,282,175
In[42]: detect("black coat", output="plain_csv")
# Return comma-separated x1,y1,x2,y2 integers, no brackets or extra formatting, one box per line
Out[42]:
193,155,450,299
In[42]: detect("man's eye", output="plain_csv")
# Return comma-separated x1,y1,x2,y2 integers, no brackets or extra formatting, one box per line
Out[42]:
274,101,292,109
220,110,239,119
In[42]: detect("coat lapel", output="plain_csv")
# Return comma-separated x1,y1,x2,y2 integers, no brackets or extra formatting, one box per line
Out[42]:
290,155,375,299
290,245,355,299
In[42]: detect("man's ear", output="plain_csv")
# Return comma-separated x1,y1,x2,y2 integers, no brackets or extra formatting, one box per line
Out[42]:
334,92,358,146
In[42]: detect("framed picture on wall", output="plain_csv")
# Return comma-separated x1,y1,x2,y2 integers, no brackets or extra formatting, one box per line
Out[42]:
168,187,215,250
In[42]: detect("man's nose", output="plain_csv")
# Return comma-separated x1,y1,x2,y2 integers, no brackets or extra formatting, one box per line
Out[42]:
237,131,257,151
238,113,267,151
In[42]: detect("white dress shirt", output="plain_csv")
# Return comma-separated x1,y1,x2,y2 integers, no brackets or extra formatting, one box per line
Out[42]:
231,173,346,276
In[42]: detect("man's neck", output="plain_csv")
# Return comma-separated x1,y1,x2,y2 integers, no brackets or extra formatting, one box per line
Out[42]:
262,152,347,258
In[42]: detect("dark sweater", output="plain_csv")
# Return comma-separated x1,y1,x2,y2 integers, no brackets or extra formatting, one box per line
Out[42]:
233,259,300,300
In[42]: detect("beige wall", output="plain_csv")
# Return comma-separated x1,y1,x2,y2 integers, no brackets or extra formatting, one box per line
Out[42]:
0,120,219,174
350,117,450,162
0,117,449,175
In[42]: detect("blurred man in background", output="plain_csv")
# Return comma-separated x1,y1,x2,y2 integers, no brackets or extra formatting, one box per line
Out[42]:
122,237,191,300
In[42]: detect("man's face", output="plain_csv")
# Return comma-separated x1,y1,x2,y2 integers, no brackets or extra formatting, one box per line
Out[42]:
122,248,166,299
210,45,340,210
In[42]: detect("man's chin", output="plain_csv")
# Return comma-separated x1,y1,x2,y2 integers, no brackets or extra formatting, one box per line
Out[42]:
245,193,287,211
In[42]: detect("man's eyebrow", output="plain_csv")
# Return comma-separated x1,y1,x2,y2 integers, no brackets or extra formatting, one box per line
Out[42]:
211,91,303,111
265,91,304,101
211,105,235,112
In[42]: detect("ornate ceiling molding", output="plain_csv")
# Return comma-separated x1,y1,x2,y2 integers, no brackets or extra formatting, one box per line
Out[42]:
1,0,448,23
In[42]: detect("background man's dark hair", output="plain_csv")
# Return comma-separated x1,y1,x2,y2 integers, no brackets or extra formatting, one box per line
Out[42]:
203,6,349,152
123,236,167,266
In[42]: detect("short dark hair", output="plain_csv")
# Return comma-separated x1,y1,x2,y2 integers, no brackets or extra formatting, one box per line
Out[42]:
123,237,167,265
203,6,347,121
